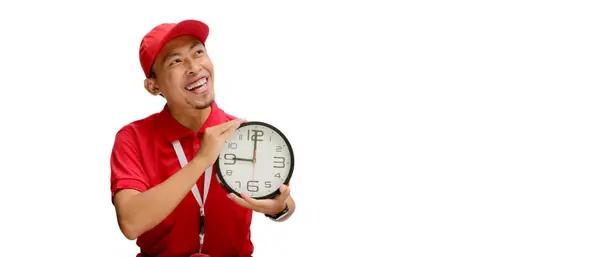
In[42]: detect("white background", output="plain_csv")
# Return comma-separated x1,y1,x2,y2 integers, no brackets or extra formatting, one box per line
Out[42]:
1,0,599,256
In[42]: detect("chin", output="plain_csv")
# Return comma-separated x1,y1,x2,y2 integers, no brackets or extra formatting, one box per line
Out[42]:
192,98,214,110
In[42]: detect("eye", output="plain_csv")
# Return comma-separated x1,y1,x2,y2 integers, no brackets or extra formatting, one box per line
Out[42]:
169,59,182,67
196,49,204,55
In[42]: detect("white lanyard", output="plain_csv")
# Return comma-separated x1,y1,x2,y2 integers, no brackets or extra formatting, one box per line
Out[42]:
172,139,212,253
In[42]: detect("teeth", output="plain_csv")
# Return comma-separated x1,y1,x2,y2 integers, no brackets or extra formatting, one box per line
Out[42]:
186,77,207,90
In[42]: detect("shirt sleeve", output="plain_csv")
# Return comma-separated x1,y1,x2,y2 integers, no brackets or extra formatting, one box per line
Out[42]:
110,127,150,198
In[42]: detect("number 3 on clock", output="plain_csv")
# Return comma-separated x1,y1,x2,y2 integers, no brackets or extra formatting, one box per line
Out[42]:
273,156,285,168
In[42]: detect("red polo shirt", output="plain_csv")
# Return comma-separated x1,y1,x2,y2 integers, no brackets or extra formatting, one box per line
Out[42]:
110,102,254,257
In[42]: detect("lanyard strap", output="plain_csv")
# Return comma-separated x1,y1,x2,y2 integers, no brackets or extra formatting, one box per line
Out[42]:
172,139,212,253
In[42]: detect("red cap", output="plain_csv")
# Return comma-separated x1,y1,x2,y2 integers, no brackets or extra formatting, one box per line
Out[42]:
139,19,210,78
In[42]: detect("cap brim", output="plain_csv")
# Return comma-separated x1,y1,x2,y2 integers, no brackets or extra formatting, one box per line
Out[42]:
148,19,210,76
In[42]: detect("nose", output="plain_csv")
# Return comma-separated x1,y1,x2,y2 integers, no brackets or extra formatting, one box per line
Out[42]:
186,59,202,75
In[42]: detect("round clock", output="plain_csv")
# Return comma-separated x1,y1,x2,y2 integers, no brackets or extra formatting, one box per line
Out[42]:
215,121,295,200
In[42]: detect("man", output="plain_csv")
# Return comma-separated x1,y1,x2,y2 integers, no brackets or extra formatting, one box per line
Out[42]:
110,19,296,257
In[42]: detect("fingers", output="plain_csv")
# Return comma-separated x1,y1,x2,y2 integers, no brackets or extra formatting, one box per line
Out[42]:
220,118,243,133
209,118,244,134
240,193,269,208
221,119,244,138
227,193,255,210
226,183,290,214
274,184,291,201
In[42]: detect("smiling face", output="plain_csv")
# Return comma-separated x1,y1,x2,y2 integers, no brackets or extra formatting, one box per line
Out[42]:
145,34,215,110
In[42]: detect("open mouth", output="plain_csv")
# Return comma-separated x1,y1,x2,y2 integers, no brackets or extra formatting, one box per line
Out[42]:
185,77,208,93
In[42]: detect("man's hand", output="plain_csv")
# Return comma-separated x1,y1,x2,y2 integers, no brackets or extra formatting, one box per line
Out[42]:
228,184,291,216
195,118,244,164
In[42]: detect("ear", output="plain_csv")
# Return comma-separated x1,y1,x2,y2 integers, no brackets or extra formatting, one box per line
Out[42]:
144,78,161,96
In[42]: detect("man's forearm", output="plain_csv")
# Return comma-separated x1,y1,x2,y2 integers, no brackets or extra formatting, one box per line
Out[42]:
115,157,211,240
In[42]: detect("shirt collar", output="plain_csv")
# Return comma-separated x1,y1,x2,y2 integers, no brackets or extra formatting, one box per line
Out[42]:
156,101,227,143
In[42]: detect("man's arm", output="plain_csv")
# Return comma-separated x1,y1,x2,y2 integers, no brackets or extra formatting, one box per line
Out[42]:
111,119,243,240
113,157,211,240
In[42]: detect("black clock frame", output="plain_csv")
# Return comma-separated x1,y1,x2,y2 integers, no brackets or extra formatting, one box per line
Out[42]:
215,121,295,200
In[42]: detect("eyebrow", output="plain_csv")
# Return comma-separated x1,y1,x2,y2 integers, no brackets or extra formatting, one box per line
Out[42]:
162,41,204,65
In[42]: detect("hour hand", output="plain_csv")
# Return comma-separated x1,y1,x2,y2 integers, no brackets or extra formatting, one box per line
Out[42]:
234,157,254,162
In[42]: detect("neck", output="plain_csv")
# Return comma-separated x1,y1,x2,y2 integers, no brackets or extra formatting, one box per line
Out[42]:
167,103,212,132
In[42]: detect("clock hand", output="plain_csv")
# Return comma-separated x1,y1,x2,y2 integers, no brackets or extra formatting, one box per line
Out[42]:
252,138,257,163
252,138,257,182
233,157,254,162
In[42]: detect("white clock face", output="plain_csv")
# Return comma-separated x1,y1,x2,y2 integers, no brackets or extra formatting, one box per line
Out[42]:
217,122,294,199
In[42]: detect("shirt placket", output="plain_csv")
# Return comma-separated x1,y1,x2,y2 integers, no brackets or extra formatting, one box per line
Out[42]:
192,134,200,157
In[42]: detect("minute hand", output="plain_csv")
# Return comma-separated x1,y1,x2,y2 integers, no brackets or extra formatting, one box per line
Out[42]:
252,138,257,163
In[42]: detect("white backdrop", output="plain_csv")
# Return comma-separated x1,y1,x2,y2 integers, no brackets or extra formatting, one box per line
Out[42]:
1,0,599,256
